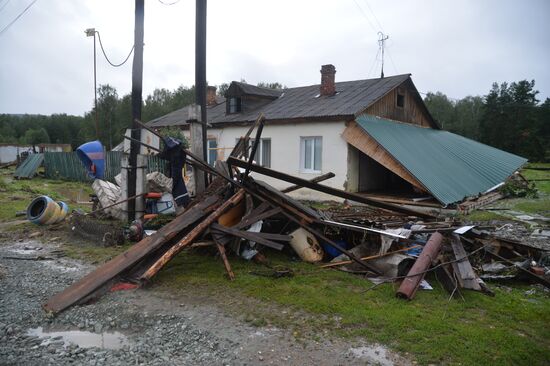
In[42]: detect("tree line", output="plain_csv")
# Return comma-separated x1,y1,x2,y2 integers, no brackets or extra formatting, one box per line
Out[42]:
1,79,547,161
424,80,549,161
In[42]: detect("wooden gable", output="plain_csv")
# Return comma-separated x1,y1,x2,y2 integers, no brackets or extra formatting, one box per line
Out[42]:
363,78,436,128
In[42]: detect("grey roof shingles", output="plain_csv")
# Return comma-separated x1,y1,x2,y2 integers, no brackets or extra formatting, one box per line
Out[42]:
147,74,412,128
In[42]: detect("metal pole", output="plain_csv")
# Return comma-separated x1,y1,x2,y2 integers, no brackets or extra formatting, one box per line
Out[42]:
128,0,144,222
196,0,207,166
93,32,99,140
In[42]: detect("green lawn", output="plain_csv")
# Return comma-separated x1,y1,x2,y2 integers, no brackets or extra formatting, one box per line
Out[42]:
0,168,93,222
1,166,549,365
151,251,550,366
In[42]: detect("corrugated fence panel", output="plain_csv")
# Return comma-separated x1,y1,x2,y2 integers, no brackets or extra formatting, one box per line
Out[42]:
44,152,168,183
104,151,122,183
45,152,90,182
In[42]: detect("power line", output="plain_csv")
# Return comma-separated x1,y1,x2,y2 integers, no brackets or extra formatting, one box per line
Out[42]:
352,0,377,33
361,0,384,32
96,31,134,67
0,0,38,37
0,0,11,13
158,0,181,5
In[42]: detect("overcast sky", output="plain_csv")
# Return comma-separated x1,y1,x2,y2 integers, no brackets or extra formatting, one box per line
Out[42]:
0,0,549,116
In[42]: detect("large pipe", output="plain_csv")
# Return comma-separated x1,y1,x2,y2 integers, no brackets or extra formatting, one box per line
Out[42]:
396,232,444,300
27,196,69,225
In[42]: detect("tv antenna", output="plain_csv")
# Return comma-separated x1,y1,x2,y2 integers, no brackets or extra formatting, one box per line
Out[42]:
378,32,389,78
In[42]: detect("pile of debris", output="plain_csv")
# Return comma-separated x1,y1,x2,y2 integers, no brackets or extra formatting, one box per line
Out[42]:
43,116,549,315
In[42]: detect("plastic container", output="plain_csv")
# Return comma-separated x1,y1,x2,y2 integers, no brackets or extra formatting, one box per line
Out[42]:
27,196,69,225
322,239,350,259
289,228,324,263
76,140,105,179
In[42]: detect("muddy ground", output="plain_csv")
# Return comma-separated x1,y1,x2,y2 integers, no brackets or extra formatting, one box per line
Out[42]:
0,238,410,366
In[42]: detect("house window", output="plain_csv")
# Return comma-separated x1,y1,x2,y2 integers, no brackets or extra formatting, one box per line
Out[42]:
235,138,271,167
300,136,322,173
228,97,242,113
207,139,217,166
396,93,405,108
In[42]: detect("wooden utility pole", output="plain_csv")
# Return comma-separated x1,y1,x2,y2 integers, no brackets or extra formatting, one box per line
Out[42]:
128,0,144,221
196,0,207,168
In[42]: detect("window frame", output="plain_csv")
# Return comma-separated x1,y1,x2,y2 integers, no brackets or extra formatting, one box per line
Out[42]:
228,97,242,113
207,138,218,166
235,137,271,168
300,136,322,173
396,93,405,108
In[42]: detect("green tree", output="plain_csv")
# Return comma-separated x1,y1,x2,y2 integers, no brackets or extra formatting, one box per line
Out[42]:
423,92,456,130
22,128,50,145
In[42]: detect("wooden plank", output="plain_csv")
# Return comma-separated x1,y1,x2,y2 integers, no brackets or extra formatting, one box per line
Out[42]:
210,223,285,250
281,172,336,193
450,234,481,290
213,236,235,281
139,189,246,281
227,156,435,219
43,193,222,314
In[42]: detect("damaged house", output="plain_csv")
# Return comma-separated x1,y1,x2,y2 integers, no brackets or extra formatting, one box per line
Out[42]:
147,64,526,207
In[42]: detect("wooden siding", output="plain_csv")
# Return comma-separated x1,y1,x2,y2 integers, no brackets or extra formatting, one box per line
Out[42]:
363,79,432,127
342,121,427,192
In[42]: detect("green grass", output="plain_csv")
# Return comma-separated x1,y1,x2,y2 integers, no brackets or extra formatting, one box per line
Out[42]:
460,210,509,222
151,251,550,366
0,168,93,222
522,163,550,195
62,242,133,264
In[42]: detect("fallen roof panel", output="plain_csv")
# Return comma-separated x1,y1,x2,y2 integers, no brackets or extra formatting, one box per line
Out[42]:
354,115,527,205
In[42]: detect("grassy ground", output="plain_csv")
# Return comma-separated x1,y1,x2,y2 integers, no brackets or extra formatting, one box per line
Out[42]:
1,166,549,365
0,168,93,222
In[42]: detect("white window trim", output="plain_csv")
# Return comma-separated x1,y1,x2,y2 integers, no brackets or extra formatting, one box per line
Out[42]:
300,136,322,174
207,138,217,165
235,137,271,167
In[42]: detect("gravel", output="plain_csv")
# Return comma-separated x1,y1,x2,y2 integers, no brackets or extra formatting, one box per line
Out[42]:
0,239,408,366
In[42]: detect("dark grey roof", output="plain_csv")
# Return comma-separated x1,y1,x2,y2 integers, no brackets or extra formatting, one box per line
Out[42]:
147,74,414,128
147,96,225,128
228,81,283,98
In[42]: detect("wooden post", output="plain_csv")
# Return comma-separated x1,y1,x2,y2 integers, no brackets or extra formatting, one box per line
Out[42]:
128,0,144,222
189,105,205,195
139,189,245,281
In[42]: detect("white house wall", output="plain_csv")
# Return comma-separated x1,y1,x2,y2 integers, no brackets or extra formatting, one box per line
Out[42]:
203,121,349,201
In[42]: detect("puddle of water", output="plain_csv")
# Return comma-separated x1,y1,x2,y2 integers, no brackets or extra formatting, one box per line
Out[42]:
349,345,394,366
27,327,130,350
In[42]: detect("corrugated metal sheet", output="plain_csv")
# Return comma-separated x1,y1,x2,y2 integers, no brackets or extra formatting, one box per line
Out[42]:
44,152,91,182
14,153,44,179
44,152,169,183
355,115,528,205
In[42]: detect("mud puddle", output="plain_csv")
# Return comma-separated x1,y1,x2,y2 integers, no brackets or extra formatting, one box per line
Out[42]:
27,327,131,350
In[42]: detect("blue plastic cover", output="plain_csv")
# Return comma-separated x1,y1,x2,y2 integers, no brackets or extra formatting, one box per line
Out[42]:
76,140,105,179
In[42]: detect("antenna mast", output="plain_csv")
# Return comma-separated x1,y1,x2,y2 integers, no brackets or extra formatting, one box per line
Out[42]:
378,31,389,78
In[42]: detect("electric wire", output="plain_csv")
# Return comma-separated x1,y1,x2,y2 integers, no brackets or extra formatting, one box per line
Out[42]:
0,0,38,37
158,0,181,5
0,0,11,13
361,0,384,32
386,48,399,74
352,0,377,33
96,31,135,67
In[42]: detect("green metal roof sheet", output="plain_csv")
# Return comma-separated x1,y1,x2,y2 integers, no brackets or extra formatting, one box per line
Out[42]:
14,153,44,179
355,115,527,205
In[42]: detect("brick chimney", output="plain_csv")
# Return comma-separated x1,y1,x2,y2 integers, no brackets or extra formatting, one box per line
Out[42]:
207,86,217,106
320,64,336,96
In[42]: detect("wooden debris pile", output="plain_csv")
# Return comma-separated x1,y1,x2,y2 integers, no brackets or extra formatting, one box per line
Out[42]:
44,115,549,314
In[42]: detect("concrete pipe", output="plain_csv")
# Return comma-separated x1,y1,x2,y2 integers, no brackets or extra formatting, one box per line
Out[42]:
27,196,69,225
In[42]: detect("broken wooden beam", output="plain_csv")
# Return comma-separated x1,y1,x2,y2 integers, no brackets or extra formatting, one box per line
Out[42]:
43,193,223,314
139,189,245,282
450,234,481,291
213,236,235,281
227,157,435,219
281,172,335,193
210,223,286,251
